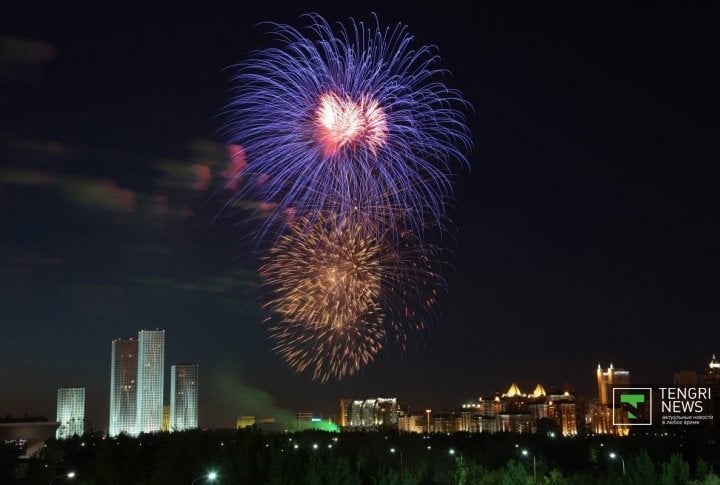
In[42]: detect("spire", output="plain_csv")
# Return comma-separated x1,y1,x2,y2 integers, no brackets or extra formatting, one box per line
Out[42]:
503,383,523,398
531,383,546,398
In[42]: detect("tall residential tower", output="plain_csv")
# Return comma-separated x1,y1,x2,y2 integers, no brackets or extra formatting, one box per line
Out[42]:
136,329,165,434
56,387,85,439
109,338,138,437
170,363,199,431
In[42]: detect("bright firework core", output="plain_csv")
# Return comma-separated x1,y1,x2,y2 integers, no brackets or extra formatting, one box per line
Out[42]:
315,92,388,156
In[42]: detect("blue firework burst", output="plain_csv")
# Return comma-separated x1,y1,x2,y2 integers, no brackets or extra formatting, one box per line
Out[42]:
224,13,471,238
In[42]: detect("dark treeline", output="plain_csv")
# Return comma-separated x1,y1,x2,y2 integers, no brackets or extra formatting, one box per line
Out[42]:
4,427,720,484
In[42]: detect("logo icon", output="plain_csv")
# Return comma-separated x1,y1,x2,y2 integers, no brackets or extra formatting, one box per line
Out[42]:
613,388,652,426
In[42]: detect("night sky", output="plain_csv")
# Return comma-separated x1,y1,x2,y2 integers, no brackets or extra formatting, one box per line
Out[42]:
1,2,718,430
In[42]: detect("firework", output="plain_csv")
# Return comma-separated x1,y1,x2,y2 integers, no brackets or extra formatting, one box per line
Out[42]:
262,215,382,329
260,215,442,381
267,308,386,383
224,14,471,236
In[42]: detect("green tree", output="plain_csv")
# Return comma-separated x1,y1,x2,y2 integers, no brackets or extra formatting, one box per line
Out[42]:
541,468,570,484
325,456,360,485
626,450,657,485
689,473,720,485
660,453,690,485
703,474,720,485
455,455,488,485
305,452,323,485
500,459,532,485
697,458,711,481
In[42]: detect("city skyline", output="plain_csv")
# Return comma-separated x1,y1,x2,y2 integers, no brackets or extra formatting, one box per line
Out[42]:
13,352,720,433
1,2,718,429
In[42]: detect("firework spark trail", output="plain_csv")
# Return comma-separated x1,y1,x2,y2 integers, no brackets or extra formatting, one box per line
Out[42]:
260,215,443,381
267,311,386,383
224,13,471,238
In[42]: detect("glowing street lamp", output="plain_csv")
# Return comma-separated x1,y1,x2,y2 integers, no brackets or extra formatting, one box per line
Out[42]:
521,450,536,483
609,452,625,475
191,471,218,484
425,409,432,434
49,471,76,484
390,448,404,480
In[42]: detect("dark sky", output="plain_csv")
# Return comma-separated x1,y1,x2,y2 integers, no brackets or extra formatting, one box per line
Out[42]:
1,1,718,430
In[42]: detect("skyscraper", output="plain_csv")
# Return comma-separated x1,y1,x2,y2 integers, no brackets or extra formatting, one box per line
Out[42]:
56,387,85,439
109,338,138,437
594,363,630,435
338,399,352,427
170,363,198,431
596,363,630,406
136,329,165,434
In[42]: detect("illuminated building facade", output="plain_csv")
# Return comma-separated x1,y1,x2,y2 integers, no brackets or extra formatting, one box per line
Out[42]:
497,383,534,433
162,406,170,432
460,395,502,433
596,363,630,406
457,383,579,436
498,413,534,433
236,416,256,429
109,338,138,437
432,412,462,433
398,414,425,433
136,329,165,434
56,388,85,440
338,399,352,427
594,363,630,435
170,363,198,432
547,389,578,436
346,397,398,429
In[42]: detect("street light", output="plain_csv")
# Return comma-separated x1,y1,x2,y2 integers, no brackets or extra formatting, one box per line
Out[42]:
521,450,536,483
191,471,218,484
49,471,76,484
425,409,432,434
390,448,404,482
609,452,626,475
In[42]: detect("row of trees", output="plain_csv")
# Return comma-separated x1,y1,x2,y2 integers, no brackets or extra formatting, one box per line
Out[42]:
3,428,720,484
